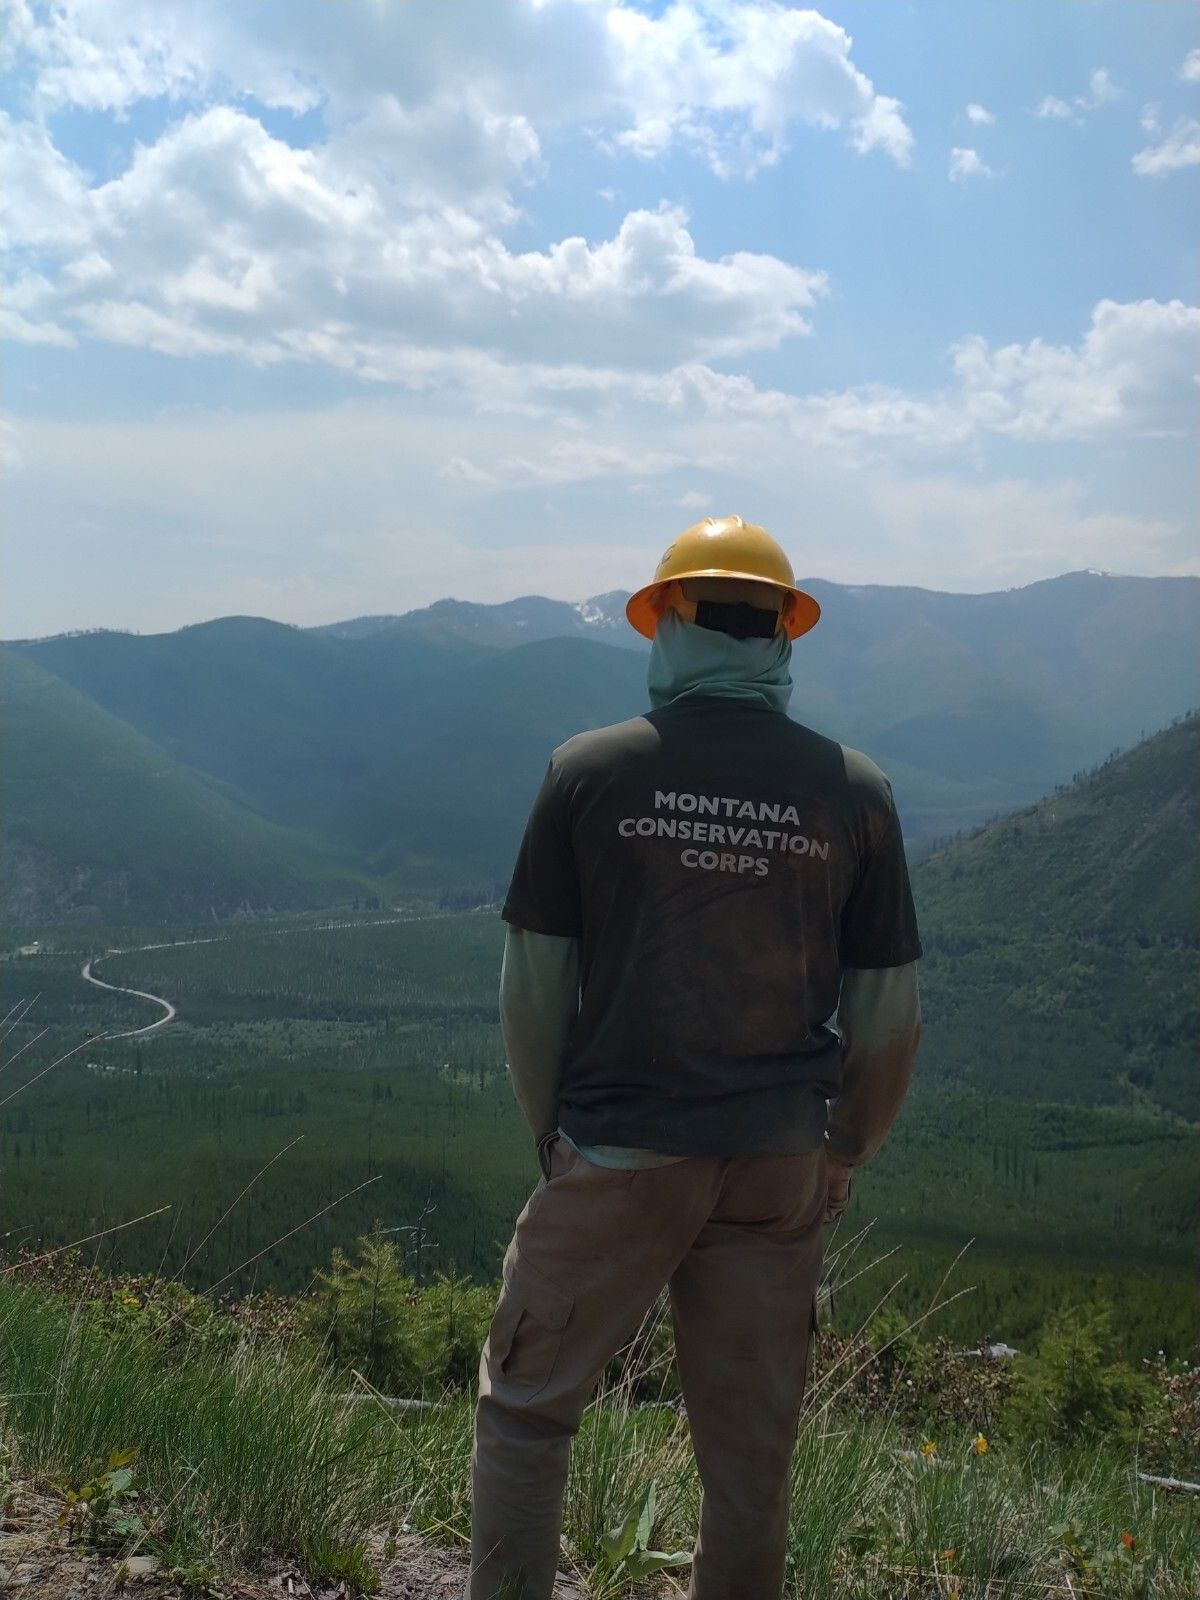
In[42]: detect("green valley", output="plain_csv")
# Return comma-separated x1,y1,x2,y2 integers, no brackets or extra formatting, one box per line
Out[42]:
2,716,1196,1359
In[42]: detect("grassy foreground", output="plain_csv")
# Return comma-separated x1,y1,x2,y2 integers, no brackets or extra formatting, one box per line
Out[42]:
0,1275,1196,1599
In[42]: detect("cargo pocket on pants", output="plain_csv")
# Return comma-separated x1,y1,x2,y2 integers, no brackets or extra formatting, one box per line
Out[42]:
488,1257,574,1401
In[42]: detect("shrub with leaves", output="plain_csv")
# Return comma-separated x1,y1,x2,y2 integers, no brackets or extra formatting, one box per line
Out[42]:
809,1323,1018,1433
866,1304,936,1385
1137,1347,1200,1477
57,1448,154,1551
1057,1519,1158,1600
0,1246,304,1351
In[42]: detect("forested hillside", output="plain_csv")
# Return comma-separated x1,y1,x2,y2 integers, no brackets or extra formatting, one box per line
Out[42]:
0,646,366,922
914,715,1199,1118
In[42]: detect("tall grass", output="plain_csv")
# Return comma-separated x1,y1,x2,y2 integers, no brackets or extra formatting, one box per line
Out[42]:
0,1283,404,1577
1,1278,1195,1596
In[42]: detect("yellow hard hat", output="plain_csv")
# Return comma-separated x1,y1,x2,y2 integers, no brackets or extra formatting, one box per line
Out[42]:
626,515,821,640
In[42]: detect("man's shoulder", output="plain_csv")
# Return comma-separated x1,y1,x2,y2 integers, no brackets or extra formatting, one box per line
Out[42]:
549,715,658,776
777,717,894,807
837,742,897,818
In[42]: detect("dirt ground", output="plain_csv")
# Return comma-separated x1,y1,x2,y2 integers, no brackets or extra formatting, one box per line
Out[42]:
0,1477,589,1600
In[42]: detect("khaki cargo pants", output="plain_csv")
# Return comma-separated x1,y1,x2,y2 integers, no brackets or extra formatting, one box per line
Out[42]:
468,1134,827,1600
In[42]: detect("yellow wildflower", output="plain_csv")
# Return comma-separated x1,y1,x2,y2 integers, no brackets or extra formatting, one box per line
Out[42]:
972,1433,989,1454
920,1440,937,1460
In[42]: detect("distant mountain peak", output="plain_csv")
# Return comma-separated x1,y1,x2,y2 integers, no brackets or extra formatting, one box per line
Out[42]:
307,591,644,648
571,592,630,630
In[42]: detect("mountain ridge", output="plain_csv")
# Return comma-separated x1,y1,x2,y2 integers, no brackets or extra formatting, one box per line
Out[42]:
9,568,1190,649
4,572,1197,918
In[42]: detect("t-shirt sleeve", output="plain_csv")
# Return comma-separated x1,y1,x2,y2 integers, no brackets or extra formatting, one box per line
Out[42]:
501,756,583,937
839,803,923,969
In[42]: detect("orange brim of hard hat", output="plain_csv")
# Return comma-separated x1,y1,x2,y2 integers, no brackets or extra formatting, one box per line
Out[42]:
626,575,821,641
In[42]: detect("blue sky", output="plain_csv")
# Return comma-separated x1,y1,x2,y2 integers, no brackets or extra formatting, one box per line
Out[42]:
2,0,1197,636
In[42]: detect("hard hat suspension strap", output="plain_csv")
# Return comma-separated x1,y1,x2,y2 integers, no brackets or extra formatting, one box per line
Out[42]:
693,600,781,640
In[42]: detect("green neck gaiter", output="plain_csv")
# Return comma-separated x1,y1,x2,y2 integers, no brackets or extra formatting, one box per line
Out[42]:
647,609,793,714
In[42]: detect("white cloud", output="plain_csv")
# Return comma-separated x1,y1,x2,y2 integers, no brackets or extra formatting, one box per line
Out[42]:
2,2,916,366
2,103,827,371
0,305,74,344
948,147,993,183
791,385,972,450
458,298,1198,457
605,2,914,173
1036,95,1077,122
5,88,1192,465
1141,103,1161,136
0,111,91,249
592,299,1200,453
7,0,913,181
1182,48,1200,83
1132,118,1200,176
1083,67,1121,107
645,299,1200,452
14,0,320,115
1035,67,1121,125
950,299,1200,440
440,437,687,491
966,103,995,126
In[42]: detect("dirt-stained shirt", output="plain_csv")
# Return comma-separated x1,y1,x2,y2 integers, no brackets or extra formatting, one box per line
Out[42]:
501,697,922,1157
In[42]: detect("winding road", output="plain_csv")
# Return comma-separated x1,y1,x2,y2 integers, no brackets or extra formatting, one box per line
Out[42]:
81,957,176,1039
77,914,436,1042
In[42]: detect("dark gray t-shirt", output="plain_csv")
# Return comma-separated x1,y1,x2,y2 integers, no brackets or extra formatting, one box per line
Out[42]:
502,698,922,1156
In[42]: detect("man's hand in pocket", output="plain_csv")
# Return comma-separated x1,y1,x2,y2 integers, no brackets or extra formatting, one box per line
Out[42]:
824,1158,855,1224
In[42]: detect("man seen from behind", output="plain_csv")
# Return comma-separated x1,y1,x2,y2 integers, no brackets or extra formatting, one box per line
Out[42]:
469,515,924,1600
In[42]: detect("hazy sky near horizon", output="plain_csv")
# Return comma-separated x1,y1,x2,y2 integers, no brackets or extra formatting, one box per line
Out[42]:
2,0,1198,637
